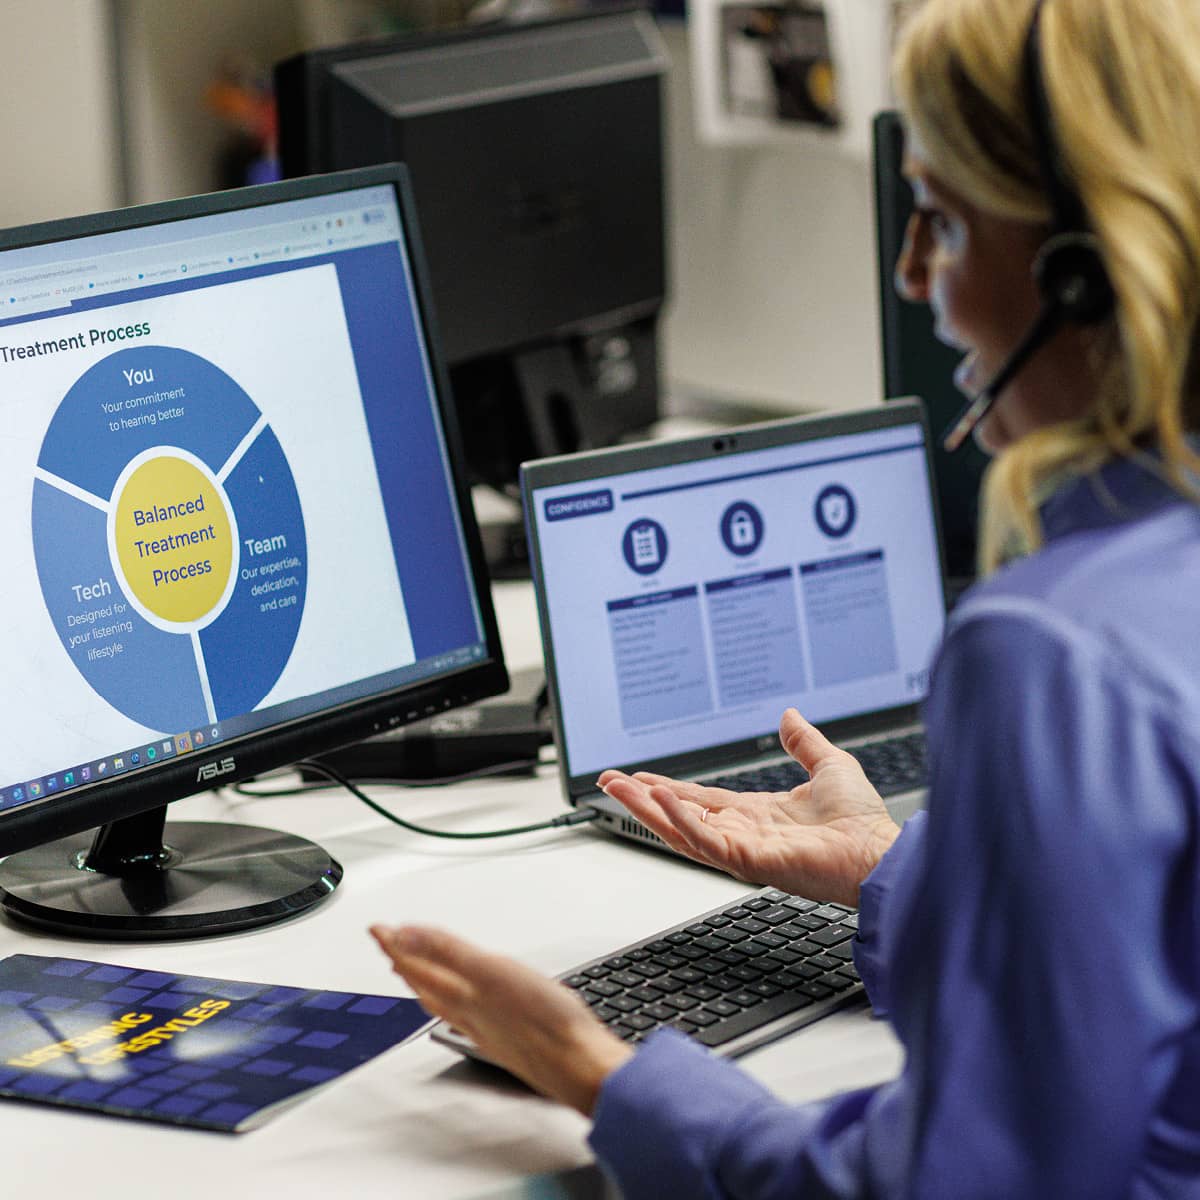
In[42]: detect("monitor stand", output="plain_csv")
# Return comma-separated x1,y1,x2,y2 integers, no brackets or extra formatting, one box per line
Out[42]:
0,806,342,940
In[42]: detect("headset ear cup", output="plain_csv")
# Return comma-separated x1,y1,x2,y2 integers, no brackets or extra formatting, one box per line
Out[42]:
1033,232,1115,324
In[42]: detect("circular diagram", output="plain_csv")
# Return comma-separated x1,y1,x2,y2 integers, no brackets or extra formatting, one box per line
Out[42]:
33,346,307,733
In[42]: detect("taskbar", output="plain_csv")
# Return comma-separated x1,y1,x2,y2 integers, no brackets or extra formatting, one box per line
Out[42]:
0,723,224,816
0,639,488,817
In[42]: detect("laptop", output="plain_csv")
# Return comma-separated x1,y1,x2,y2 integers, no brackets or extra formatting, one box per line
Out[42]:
520,399,949,850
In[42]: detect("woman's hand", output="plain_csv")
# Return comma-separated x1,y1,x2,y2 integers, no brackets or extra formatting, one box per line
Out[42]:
598,708,900,907
370,924,633,1116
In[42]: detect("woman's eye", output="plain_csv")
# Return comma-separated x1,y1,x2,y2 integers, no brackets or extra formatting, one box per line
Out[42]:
916,206,952,237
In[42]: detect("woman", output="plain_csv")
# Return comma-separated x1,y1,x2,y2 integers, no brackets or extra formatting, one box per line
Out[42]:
372,0,1200,1193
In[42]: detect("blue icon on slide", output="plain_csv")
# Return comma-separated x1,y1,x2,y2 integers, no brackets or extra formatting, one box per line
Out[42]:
622,518,668,575
814,484,857,539
720,501,764,557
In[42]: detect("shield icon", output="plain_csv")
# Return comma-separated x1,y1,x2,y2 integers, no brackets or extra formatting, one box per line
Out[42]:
815,484,856,538
821,492,849,531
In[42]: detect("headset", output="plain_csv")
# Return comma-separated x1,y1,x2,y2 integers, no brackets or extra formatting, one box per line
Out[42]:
941,0,1116,451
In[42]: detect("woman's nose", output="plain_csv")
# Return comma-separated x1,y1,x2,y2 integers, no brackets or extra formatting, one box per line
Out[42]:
894,213,929,303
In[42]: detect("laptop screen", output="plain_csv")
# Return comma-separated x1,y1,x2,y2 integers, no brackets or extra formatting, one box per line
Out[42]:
525,407,946,783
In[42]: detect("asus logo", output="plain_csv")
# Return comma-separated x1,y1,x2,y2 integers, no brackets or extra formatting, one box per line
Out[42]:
196,757,236,782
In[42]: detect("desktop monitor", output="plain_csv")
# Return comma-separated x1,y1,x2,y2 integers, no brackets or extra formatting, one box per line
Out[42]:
275,7,668,504
873,110,988,592
0,164,507,939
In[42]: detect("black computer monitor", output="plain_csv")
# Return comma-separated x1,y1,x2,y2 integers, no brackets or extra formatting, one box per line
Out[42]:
873,110,988,592
275,7,668,502
0,164,507,939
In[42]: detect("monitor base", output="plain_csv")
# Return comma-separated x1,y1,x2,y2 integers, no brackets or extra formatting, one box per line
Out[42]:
0,820,342,940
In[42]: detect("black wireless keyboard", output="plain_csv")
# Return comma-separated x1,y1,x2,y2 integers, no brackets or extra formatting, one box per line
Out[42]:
432,887,866,1062
700,730,927,799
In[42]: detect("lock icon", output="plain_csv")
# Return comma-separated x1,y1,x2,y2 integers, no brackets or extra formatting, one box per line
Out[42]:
731,510,755,548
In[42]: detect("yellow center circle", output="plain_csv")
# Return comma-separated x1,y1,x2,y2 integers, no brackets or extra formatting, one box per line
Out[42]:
113,455,233,624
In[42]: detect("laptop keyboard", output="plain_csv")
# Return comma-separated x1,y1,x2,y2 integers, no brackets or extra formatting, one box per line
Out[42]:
561,887,864,1057
699,730,927,798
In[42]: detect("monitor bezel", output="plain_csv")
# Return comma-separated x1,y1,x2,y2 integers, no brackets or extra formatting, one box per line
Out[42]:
0,164,508,857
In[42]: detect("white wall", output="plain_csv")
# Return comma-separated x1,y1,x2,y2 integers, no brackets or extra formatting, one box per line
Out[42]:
658,23,883,414
0,9,884,417
118,0,306,205
0,1,120,225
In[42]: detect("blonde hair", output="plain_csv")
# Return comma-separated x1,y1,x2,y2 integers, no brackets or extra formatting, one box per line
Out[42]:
892,0,1200,571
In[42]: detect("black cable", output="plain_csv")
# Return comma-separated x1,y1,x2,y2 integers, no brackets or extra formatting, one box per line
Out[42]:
292,757,604,839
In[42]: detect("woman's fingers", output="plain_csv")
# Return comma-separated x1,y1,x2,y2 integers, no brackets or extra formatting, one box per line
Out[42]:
779,708,852,775
599,774,704,858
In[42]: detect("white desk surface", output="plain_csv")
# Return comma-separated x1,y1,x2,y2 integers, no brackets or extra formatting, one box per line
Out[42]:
3,582,902,1199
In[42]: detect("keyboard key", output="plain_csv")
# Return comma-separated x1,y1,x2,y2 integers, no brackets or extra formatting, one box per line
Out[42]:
820,973,855,993
628,985,664,1004
643,1002,676,1022
609,971,643,988
798,981,834,1000
813,905,849,922
739,940,775,958
748,981,782,998
728,964,763,983
663,995,699,1013
807,955,843,973
713,949,747,966
650,953,688,970
757,907,796,926
760,947,802,967
765,970,804,989
712,928,748,944
733,917,770,935
709,974,743,993
705,998,741,1017
697,991,816,1047
808,925,855,948
630,961,666,978
609,995,642,1013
